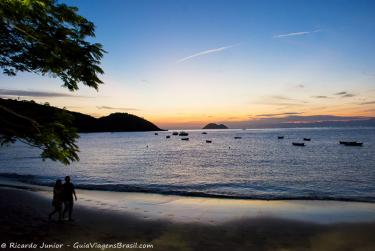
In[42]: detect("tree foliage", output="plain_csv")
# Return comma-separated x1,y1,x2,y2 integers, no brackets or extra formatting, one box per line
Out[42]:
0,104,79,165
0,0,105,90
0,0,105,164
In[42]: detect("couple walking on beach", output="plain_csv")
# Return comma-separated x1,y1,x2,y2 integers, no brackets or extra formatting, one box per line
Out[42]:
48,176,77,222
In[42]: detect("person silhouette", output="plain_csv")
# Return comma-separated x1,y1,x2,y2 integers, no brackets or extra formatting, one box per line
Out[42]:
48,179,63,221
62,176,77,221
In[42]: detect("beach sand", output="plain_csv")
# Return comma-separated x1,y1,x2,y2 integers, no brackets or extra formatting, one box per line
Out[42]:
1,182,375,251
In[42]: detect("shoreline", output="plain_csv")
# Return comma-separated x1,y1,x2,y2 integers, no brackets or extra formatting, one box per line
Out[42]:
1,183,375,250
1,179,375,224
1,174,375,204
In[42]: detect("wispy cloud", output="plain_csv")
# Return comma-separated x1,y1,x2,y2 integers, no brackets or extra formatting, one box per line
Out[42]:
177,43,239,63
274,29,321,38
334,91,356,98
343,94,356,98
250,94,309,109
96,106,139,111
334,91,347,95
268,95,308,104
0,89,79,97
360,101,375,105
271,95,295,100
256,112,303,117
312,95,331,99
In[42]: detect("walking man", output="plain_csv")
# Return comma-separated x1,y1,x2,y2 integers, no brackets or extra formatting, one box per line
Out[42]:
62,176,77,221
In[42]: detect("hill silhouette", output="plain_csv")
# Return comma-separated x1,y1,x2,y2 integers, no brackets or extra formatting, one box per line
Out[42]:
202,123,228,129
0,98,162,132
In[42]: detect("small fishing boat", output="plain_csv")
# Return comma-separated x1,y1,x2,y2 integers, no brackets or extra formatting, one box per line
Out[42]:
303,138,311,141
154,133,158,135
206,140,212,143
179,131,189,136
278,136,284,139
292,142,305,146
234,136,242,139
166,135,171,139
172,132,178,135
202,132,207,134
340,141,362,145
181,138,189,141
343,142,363,146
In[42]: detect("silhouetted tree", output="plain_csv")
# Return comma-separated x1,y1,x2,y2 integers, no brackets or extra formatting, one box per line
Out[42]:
0,104,79,164
0,0,105,164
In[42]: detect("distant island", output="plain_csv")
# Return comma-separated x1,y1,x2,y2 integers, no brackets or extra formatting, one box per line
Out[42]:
0,98,162,132
202,123,228,129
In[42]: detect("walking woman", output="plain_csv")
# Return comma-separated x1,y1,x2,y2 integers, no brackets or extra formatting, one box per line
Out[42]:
48,179,63,221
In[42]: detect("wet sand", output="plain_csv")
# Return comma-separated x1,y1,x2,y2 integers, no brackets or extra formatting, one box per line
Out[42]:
1,183,375,251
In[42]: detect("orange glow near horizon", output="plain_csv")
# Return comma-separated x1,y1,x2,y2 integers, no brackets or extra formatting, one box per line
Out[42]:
1,91,374,129
54,99,374,129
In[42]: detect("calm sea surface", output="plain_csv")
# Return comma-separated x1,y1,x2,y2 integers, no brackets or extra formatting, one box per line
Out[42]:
1,127,375,202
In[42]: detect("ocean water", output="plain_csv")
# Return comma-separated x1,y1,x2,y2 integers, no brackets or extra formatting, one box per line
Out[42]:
0,127,375,202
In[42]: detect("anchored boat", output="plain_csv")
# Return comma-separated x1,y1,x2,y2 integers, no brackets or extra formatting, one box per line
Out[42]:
292,142,305,146
342,142,363,146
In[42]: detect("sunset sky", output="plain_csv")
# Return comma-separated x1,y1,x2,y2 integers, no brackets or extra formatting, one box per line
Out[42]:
1,0,375,129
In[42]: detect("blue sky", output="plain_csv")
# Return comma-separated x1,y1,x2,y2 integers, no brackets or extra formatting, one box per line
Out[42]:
1,0,375,128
